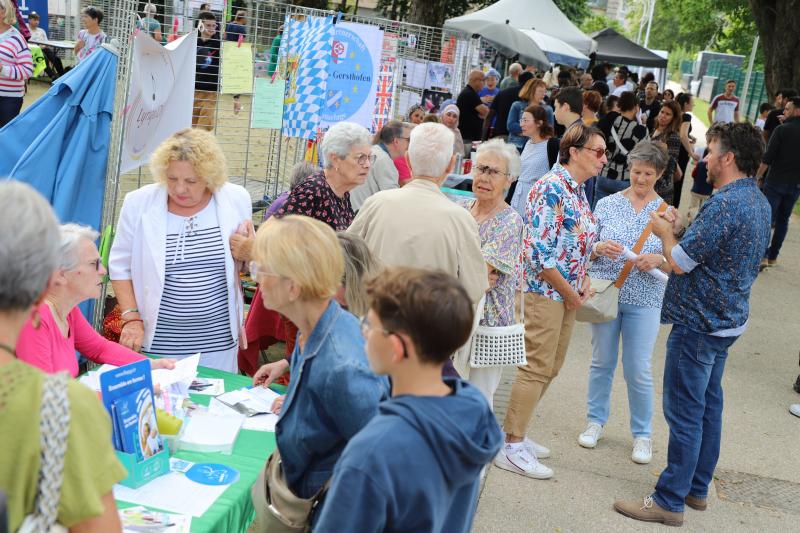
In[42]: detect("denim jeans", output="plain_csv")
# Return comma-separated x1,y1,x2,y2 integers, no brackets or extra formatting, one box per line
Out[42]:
652,325,738,513
594,175,629,205
587,303,661,438
762,180,800,260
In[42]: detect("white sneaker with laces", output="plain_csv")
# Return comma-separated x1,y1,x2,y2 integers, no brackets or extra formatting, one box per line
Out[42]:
494,443,554,479
631,437,652,464
578,422,603,448
790,404,800,418
524,437,551,459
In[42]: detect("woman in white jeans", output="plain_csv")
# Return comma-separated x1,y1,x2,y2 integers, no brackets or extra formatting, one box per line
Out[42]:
462,139,524,408
579,141,673,464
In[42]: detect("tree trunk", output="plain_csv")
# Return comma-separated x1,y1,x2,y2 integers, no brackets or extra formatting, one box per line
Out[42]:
748,0,800,97
289,0,330,9
409,0,448,27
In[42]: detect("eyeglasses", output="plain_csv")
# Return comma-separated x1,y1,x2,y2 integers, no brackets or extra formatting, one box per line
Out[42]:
353,153,377,166
359,315,408,358
474,164,509,178
249,261,281,280
580,146,611,160
519,117,533,124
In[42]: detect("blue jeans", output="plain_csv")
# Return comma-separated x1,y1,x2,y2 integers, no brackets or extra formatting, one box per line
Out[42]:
594,175,629,205
652,325,738,512
762,180,800,260
588,303,660,438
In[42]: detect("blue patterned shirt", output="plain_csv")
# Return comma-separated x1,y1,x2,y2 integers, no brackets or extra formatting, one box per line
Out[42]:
661,178,770,334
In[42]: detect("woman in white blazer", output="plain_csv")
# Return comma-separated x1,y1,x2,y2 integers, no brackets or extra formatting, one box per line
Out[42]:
109,129,252,372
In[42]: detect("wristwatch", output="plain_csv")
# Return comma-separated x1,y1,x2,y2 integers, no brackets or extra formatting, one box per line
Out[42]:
660,255,668,268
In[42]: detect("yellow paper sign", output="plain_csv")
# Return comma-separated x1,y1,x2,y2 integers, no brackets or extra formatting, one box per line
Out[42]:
221,41,254,94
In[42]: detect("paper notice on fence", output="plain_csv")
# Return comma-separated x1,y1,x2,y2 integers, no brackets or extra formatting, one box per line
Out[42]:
221,41,254,94
252,78,285,129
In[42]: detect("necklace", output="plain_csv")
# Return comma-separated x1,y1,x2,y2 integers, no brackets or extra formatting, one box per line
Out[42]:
0,343,16,358
45,298,69,334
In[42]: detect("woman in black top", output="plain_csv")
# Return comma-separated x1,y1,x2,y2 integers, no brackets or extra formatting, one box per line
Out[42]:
674,93,702,208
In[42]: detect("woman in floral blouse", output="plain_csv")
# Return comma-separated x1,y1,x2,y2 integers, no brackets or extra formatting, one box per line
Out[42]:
495,123,605,481
578,141,673,466
461,139,524,407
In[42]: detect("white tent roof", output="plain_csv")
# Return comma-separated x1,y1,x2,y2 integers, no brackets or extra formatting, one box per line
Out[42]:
521,29,589,67
444,0,595,56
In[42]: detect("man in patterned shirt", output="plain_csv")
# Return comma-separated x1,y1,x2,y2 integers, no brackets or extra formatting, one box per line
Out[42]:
614,122,770,527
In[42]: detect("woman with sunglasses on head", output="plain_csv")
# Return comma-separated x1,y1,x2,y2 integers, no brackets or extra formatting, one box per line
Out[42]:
16,224,176,376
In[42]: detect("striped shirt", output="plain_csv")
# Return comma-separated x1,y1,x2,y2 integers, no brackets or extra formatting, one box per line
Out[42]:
0,26,33,98
150,200,235,357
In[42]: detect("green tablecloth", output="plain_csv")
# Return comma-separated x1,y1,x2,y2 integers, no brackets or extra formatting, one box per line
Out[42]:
117,367,285,533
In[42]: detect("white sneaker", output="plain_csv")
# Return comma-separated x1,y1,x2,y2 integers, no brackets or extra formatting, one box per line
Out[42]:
790,404,800,418
524,437,551,459
494,443,554,479
632,437,652,464
578,422,603,448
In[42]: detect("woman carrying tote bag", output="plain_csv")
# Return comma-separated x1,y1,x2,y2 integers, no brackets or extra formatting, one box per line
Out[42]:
577,141,674,466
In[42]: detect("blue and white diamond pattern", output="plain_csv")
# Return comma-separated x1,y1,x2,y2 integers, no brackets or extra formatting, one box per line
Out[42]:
281,15,334,140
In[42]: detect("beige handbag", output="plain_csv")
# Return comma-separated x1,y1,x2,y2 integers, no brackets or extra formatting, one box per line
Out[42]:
576,202,667,323
249,448,329,533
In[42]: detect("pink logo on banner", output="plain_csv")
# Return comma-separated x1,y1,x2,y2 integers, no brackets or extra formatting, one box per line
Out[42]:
331,40,348,64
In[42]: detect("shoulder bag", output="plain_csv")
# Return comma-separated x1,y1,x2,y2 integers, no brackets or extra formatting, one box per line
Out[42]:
18,372,70,533
576,202,667,323
468,290,527,368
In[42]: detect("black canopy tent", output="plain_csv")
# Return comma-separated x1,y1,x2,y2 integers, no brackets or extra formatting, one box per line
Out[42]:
590,28,668,68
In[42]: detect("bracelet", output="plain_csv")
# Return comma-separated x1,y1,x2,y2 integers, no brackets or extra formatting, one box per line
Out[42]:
120,308,139,318
121,318,143,329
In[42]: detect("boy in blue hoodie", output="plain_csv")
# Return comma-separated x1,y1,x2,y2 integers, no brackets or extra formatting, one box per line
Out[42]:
314,267,503,533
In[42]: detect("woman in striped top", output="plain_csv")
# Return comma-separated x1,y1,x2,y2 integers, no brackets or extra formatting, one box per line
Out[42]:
110,129,252,372
0,0,32,127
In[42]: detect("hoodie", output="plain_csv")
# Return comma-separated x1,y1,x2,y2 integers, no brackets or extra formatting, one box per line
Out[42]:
313,378,503,533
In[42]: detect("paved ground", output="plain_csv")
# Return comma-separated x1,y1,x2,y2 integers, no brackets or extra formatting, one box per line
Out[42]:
473,126,800,531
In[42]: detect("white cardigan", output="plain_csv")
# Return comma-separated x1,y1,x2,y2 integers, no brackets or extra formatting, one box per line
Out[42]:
109,183,252,351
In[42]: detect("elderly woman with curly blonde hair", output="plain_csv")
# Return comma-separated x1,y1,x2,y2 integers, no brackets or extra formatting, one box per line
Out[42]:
109,128,252,372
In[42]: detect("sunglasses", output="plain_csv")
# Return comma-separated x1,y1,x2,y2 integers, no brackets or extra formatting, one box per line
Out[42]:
580,146,611,160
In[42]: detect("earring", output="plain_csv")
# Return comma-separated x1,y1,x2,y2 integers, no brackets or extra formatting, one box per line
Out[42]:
31,309,41,330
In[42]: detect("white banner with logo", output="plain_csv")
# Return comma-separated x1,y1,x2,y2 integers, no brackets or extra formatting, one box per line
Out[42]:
121,31,197,173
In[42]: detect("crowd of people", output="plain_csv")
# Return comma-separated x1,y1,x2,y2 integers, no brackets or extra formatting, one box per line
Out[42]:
2,15,800,528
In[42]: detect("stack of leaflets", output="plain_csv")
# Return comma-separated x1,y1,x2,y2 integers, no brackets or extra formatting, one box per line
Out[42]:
100,360,164,460
119,506,191,532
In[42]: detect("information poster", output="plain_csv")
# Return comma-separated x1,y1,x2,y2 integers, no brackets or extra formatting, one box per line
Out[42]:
425,61,455,93
401,59,427,89
221,42,254,94
251,78,285,129
381,32,399,64
321,22,384,129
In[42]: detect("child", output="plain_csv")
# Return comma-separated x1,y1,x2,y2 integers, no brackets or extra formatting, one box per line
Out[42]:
755,102,773,129
314,267,503,532
28,12,64,78
74,6,106,63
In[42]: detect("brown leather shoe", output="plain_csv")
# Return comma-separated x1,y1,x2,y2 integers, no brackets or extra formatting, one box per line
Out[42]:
685,494,707,511
613,496,684,527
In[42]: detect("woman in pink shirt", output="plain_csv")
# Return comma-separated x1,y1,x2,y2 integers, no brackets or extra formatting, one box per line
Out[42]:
17,224,175,376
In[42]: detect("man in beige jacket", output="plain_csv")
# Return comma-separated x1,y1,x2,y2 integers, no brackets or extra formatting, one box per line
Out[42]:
348,122,488,378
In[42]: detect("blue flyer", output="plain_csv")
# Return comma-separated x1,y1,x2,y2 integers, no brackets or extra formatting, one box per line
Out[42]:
185,463,240,486
99,360,155,452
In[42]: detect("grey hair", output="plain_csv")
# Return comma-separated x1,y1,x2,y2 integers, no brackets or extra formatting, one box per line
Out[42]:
627,140,669,175
477,138,522,179
289,161,318,189
0,181,60,312
320,122,372,169
59,223,101,270
143,2,157,15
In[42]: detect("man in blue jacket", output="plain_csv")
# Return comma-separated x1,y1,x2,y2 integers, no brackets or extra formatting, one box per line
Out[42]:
314,267,503,533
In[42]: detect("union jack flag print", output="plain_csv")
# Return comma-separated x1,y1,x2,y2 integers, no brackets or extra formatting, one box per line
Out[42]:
371,64,395,133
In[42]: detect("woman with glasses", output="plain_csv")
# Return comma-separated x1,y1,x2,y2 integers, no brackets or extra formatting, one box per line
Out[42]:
16,224,176,376
249,215,386,529
460,139,524,406
495,123,604,481
109,128,252,372
578,141,672,465
509,105,559,220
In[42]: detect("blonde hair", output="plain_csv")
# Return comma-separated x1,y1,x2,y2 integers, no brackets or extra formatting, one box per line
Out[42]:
253,215,344,300
337,233,380,317
149,128,228,192
519,78,546,102
0,0,17,25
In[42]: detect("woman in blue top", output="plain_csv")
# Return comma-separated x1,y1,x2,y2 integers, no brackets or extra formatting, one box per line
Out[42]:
249,215,387,526
509,104,558,221
578,141,673,465
137,4,162,43
507,78,554,150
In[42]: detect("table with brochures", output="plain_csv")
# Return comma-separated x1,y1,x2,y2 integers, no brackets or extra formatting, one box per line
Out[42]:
114,366,284,533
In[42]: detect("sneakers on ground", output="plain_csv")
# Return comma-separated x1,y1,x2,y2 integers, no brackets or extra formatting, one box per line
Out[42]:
790,404,800,418
631,437,652,464
578,422,603,448
494,443,554,479
524,437,551,459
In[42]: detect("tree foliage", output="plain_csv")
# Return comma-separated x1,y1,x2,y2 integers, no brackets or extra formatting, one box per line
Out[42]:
379,0,479,25
552,0,591,25
579,15,623,35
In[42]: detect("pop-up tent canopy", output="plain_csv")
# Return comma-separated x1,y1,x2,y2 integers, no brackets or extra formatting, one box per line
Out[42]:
444,0,595,56
590,28,668,68
521,29,589,68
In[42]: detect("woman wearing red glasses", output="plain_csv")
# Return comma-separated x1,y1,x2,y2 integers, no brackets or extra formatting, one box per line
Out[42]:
16,224,175,376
